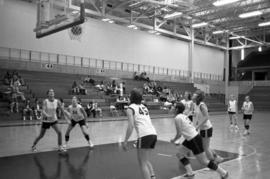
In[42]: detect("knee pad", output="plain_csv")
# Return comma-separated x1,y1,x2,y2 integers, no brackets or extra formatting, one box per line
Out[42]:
179,157,190,166
246,125,250,130
65,135,69,142
207,160,218,170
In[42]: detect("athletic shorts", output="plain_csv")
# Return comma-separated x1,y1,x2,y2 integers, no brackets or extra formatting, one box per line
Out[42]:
188,116,193,122
200,127,213,138
71,119,86,127
42,121,58,129
137,135,157,149
243,114,252,120
228,111,236,115
182,134,204,155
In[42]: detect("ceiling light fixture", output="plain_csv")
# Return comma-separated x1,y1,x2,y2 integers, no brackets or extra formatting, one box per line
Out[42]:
239,11,262,18
192,22,208,28
164,12,182,19
213,0,240,7
213,30,225,34
258,21,270,27
102,18,110,22
229,36,245,40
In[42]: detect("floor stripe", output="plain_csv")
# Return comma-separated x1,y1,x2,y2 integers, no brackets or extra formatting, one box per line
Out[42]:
169,138,257,179
157,153,174,158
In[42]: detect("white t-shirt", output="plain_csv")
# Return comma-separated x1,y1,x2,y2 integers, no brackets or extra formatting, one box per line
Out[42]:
175,114,198,141
42,99,58,123
129,104,157,138
181,99,193,116
228,100,237,112
68,104,85,121
242,101,253,115
194,102,212,130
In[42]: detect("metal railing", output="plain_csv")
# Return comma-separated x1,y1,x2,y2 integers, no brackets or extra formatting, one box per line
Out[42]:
0,46,223,82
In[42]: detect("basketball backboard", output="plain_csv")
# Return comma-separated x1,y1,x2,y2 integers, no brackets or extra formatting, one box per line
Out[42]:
34,0,85,38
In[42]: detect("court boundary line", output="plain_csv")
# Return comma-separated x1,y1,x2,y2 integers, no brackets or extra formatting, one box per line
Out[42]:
165,138,257,179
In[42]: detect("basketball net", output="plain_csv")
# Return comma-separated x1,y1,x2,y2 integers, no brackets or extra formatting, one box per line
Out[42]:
68,24,84,41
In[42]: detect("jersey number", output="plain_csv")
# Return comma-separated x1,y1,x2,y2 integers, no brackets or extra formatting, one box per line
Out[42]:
139,107,149,116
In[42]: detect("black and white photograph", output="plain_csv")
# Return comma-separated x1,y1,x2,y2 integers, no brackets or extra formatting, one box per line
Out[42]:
0,0,270,178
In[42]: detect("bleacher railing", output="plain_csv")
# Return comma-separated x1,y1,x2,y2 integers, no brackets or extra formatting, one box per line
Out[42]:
0,46,223,82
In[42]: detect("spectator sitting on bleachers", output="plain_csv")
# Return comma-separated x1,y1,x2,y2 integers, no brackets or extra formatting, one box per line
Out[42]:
85,101,95,118
33,98,42,120
104,82,113,95
84,75,95,85
18,75,25,86
57,98,65,119
84,75,90,83
95,81,104,91
162,86,170,95
134,71,150,82
93,100,103,117
3,71,11,85
122,82,126,94
10,75,25,113
134,72,140,80
109,103,118,117
116,96,129,111
140,72,150,82
79,82,87,95
72,81,80,94
22,99,33,121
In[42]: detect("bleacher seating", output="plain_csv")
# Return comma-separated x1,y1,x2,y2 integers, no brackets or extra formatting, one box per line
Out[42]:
0,69,229,122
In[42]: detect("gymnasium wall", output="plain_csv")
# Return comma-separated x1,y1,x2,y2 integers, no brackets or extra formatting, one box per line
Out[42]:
193,44,224,75
0,0,224,76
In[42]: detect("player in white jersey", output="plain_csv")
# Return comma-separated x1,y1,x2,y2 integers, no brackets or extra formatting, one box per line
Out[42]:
181,91,194,122
192,90,224,164
241,96,254,135
123,89,157,179
171,102,229,179
227,94,239,130
63,96,94,149
32,89,65,152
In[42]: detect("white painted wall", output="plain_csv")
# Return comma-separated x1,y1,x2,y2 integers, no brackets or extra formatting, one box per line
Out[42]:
0,0,225,75
0,0,189,70
193,44,224,75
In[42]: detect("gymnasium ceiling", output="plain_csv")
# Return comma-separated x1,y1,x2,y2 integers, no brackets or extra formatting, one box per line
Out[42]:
30,0,270,50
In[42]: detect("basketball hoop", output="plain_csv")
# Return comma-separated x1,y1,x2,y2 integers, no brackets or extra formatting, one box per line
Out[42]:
68,24,84,41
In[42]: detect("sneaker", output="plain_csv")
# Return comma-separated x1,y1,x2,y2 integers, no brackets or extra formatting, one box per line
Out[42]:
221,171,229,179
63,144,67,150
133,141,137,148
32,146,37,152
234,125,239,131
58,145,66,152
88,141,94,148
183,173,195,178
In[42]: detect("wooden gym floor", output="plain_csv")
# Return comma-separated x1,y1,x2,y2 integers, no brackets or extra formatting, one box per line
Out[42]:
0,112,269,179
